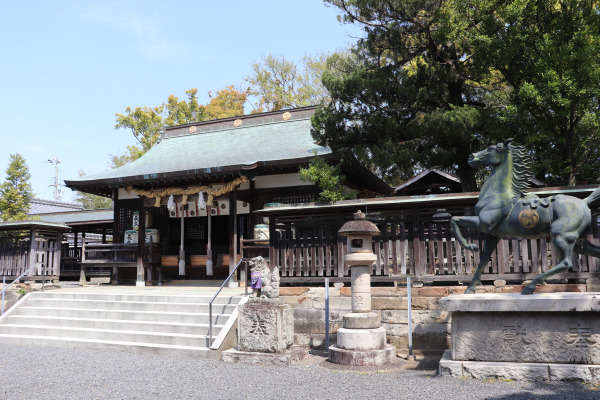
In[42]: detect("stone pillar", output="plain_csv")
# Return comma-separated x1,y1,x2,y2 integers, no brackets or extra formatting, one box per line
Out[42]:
351,265,372,313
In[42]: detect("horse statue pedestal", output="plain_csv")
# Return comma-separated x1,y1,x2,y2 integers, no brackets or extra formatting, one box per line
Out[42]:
438,293,600,383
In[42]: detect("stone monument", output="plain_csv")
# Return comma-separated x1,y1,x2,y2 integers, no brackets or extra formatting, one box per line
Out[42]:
221,256,305,365
329,210,396,366
439,293,600,383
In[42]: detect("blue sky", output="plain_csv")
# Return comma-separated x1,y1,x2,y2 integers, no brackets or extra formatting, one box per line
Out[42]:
0,0,361,203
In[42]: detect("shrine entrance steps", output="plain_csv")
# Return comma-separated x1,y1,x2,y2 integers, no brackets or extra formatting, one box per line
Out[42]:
0,291,247,359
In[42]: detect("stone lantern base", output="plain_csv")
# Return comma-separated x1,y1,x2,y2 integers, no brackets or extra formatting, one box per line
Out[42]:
329,313,396,366
329,344,397,366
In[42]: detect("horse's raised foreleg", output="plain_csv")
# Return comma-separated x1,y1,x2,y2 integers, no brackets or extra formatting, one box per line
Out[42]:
522,232,577,295
450,216,481,252
465,234,500,294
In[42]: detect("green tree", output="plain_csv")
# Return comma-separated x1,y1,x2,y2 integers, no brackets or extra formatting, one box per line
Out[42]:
468,0,600,186
247,53,330,112
316,1,600,189
0,154,35,221
299,154,354,202
115,88,205,155
114,87,247,165
204,85,249,120
73,170,113,209
109,145,145,169
313,0,507,191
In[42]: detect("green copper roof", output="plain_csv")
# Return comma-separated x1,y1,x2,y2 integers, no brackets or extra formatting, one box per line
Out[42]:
65,107,329,191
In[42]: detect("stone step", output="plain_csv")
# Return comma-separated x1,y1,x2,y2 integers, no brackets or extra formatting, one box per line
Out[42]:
13,307,230,325
0,324,214,347
3,315,223,336
30,292,242,305
24,298,237,314
0,291,245,357
0,334,216,359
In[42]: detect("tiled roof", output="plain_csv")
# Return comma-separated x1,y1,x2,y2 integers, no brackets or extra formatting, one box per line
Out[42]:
37,209,114,225
65,107,328,188
29,198,84,214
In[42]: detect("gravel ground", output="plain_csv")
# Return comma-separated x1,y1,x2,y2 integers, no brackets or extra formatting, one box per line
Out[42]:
0,345,598,400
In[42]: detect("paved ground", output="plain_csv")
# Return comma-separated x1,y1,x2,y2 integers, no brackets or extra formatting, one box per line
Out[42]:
0,344,599,400
2,283,599,399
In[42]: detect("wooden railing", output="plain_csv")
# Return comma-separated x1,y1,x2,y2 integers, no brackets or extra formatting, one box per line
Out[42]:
81,242,159,264
269,206,600,282
0,239,60,277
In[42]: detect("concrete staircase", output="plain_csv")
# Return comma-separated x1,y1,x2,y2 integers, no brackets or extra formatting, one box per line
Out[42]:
0,291,247,358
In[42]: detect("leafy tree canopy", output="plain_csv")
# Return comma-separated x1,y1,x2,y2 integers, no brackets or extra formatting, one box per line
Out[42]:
314,0,507,191
314,0,600,189
114,87,247,164
247,53,330,112
204,85,249,120
0,154,35,221
299,154,355,202
468,0,600,186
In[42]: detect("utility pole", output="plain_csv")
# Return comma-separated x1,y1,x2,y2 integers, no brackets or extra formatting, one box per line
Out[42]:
48,158,62,201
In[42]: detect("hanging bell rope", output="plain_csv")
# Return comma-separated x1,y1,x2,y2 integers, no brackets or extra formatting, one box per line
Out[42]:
128,176,248,205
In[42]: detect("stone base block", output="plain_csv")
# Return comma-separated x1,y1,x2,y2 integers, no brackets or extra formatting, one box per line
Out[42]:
336,327,386,350
439,350,600,383
329,344,396,366
221,346,308,366
343,312,380,329
442,294,600,364
239,300,294,353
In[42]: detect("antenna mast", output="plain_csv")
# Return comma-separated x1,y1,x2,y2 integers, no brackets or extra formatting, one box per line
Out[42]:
48,157,62,201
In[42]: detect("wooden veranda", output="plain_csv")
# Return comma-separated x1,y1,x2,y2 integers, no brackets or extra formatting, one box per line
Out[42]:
257,185,600,283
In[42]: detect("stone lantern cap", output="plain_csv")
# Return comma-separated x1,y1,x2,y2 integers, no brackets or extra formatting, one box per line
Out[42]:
338,210,380,237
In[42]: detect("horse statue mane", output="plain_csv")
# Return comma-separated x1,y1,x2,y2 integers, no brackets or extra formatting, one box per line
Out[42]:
506,142,533,198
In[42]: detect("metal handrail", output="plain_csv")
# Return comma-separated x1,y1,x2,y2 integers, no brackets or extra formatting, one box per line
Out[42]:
1,261,46,316
208,258,248,345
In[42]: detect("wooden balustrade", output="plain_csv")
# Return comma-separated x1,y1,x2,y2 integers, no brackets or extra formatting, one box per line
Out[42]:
269,208,600,282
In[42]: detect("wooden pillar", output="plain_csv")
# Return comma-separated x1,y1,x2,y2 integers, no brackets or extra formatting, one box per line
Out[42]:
80,232,87,285
53,231,61,278
136,198,146,286
74,229,79,258
28,228,37,277
248,179,256,238
228,188,238,287
112,189,120,243
336,214,345,278
269,214,276,267
207,206,213,275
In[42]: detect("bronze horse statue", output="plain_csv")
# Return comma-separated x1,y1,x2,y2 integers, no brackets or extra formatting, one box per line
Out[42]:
451,139,600,294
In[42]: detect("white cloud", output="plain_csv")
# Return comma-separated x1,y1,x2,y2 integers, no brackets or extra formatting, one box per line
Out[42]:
69,3,186,61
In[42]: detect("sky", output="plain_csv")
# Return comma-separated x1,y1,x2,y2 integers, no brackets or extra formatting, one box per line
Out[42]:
0,0,362,203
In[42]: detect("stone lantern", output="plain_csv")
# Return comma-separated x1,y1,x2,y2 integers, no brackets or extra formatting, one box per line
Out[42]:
329,210,396,366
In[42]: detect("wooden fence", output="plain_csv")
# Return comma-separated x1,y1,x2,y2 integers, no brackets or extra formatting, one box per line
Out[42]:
268,199,600,282
0,238,61,277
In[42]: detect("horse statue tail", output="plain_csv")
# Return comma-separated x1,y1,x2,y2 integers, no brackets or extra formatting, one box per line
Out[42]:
585,187,600,206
